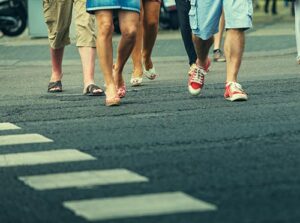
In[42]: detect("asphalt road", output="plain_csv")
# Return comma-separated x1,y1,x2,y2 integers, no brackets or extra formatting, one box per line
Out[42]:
0,21,300,223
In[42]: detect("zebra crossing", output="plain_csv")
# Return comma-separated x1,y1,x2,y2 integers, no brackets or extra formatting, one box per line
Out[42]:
0,122,217,222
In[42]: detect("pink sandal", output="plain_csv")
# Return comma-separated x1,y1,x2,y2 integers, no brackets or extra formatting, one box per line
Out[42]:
117,83,126,98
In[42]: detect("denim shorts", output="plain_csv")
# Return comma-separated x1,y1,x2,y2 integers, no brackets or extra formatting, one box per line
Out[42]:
86,0,140,13
189,0,253,40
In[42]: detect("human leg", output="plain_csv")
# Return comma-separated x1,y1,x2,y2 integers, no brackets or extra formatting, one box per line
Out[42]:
74,0,103,95
130,0,144,85
114,10,140,95
213,11,226,62
295,0,300,63
95,10,119,105
265,0,269,13
224,29,245,83
272,0,277,14
223,0,253,101
142,0,160,71
188,0,221,95
43,0,73,91
175,0,197,66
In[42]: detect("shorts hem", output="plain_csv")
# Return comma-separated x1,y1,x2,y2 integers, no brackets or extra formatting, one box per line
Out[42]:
87,6,140,13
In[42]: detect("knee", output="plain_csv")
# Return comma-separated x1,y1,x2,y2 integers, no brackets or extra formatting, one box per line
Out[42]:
144,18,159,30
97,21,114,39
121,27,138,42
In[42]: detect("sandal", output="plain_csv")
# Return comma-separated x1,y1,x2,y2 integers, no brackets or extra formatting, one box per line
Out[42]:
143,66,158,80
83,84,104,96
48,81,62,93
117,83,126,98
130,76,143,87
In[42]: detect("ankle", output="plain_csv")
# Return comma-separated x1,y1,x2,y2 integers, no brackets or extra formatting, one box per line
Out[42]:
50,72,63,82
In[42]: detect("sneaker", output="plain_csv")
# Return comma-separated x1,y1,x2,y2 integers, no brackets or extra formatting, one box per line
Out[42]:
188,64,207,96
213,49,226,62
224,82,248,101
188,58,211,76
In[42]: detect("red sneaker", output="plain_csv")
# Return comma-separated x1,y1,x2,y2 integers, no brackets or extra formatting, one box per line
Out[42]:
188,64,207,96
224,82,248,101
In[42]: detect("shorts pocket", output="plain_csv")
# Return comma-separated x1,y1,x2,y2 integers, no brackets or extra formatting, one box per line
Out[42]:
189,7,198,30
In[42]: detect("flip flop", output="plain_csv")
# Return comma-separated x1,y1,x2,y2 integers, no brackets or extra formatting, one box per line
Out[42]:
83,84,105,96
48,81,62,93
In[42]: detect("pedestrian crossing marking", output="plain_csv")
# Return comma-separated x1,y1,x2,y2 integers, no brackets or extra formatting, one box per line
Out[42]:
19,169,148,190
0,134,53,146
0,149,96,167
63,192,217,221
0,123,21,131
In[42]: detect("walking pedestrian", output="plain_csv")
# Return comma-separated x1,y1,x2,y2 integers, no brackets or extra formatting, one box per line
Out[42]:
189,0,252,101
130,0,161,87
213,11,226,62
44,0,104,95
264,0,278,15
86,0,140,106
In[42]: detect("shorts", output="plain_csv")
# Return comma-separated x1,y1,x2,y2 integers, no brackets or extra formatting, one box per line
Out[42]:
189,0,253,40
43,0,96,49
86,0,140,13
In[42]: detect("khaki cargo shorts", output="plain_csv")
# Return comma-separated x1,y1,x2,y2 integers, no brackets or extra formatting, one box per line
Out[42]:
43,0,96,49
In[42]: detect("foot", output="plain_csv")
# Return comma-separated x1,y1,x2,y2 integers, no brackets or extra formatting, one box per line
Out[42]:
213,49,226,62
105,83,120,106
130,70,143,87
83,84,104,96
130,76,143,87
48,73,63,92
143,66,158,80
188,64,207,96
113,65,126,98
224,82,248,101
143,59,158,80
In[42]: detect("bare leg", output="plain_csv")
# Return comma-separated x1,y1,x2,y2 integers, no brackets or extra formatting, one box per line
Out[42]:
192,35,213,67
224,29,245,82
78,47,100,90
50,47,64,82
142,0,160,70
213,11,225,50
114,11,140,87
131,0,144,78
95,10,117,100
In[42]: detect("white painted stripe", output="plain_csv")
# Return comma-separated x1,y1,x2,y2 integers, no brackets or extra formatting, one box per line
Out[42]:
0,123,21,131
19,169,148,190
63,192,217,221
0,149,96,167
0,134,53,146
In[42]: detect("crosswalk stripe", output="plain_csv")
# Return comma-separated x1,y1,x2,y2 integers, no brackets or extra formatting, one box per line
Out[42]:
19,169,148,190
63,191,217,221
0,123,21,131
0,149,96,167
0,134,53,146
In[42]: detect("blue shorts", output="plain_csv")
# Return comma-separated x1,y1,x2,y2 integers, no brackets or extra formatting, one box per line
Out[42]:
189,0,253,40
86,0,140,13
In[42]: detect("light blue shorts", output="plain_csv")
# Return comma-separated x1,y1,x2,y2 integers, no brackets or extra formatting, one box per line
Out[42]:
189,0,253,40
86,0,140,13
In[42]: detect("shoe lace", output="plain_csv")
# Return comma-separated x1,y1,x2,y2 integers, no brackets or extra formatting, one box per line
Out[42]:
190,66,206,84
229,82,244,93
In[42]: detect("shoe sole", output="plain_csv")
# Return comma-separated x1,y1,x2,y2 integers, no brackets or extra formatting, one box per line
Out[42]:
188,86,202,96
225,94,248,101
